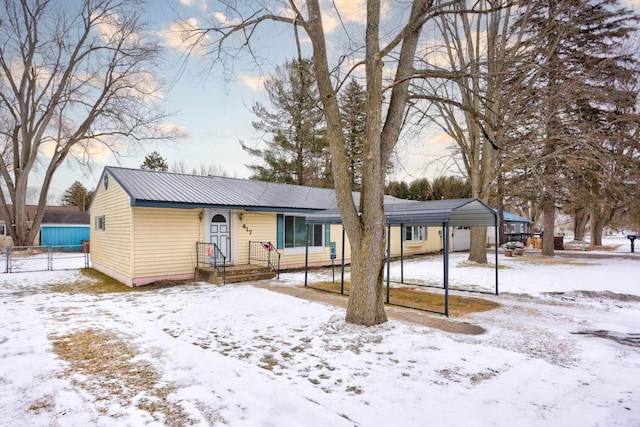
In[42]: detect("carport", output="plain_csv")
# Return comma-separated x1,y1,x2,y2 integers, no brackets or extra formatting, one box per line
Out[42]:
304,198,499,316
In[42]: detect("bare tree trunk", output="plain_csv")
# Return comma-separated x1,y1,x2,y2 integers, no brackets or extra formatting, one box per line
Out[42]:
593,205,616,247
497,172,506,246
590,210,596,250
573,208,589,241
593,216,604,247
469,227,488,262
541,186,556,256
346,215,387,325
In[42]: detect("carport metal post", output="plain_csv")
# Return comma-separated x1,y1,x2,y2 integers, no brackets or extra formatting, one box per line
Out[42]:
341,226,345,295
386,223,391,304
494,214,499,295
400,223,404,283
304,225,309,287
443,222,450,317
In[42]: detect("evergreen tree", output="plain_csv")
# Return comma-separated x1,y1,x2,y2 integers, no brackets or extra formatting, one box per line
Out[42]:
61,181,92,211
385,181,410,199
241,59,329,187
339,79,366,190
431,176,471,200
140,151,169,171
408,178,432,201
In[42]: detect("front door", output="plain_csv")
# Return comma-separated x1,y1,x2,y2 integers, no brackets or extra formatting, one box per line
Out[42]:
209,211,230,263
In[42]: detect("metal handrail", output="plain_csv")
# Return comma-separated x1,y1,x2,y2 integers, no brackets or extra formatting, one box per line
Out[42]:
196,242,226,284
248,241,280,279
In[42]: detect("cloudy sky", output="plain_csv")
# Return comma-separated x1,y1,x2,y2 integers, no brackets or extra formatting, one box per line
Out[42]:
45,0,640,202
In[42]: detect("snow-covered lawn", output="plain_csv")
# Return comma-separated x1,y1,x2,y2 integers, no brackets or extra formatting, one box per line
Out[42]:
0,235,638,426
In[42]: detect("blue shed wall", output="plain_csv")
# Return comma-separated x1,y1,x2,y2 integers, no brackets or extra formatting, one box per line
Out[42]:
40,226,90,250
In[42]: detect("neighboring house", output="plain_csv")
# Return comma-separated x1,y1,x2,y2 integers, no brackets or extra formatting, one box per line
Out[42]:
89,167,443,287
0,205,87,248
486,210,534,245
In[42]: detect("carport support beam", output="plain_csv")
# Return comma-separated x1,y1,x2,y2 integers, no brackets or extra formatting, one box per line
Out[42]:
341,226,345,295
386,223,391,304
494,214,499,295
443,222,449,317
304,225,309,287
400,223,404,283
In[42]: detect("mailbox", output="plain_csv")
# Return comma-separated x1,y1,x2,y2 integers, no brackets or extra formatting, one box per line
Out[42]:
628,234,637,253
330,242,337,260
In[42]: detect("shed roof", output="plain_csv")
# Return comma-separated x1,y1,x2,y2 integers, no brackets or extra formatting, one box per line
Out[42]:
503,211,533,224
42,211,90,225
100,167,402,212
305,198,497,227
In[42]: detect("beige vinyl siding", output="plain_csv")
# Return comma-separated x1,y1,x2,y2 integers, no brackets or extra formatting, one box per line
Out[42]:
89,176,133,279
234,213,440,270
388,225,442,256
132,207,203,279
234,211,274,265
234,211,345,269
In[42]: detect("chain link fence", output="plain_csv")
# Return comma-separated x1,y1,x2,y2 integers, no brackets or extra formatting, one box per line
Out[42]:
0,245,90,273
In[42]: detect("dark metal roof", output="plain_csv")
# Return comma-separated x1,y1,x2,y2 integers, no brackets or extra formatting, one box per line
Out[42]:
101,166,402,212
305,198,497,226
42,211,90,225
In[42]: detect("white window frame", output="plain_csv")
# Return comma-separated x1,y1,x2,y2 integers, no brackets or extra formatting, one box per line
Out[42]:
404,225,427,242
95,215,105,231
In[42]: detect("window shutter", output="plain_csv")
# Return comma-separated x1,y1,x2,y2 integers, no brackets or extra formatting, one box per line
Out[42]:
324,224,330,246
276,214,284,249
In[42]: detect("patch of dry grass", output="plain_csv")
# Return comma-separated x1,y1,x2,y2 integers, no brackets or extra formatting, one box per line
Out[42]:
48,268,188,295
51,328,204,426
309,281,499,317
513,255,592,266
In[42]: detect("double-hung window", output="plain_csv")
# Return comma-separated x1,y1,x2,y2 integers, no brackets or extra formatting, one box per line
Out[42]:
404,225,427,241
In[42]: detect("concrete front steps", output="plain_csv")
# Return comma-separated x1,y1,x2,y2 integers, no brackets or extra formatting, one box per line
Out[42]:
196,264,276,285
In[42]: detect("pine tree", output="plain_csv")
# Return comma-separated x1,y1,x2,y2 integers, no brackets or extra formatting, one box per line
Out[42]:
430,176,471,200
140,151,169,171
408,178,432,201
339,79,366,191
241,59,329,187
61,181,92,211
385,181,410,199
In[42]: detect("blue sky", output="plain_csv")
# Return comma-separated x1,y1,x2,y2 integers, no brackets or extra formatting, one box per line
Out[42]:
46,0,640,202
45,0,461,201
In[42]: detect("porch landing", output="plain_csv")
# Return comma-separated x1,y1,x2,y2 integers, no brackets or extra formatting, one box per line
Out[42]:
196,264,276,285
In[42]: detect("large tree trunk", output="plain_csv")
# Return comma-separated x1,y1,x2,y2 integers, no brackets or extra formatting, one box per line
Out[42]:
573,208,589,241
592,216,604,247
592,204,617,247
497,173,506,246
469,227,488,262
542,198,555,256
11,171,39,247
345,213,388,325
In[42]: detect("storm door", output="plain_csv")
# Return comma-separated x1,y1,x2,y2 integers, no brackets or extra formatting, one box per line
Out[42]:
209,212,230,262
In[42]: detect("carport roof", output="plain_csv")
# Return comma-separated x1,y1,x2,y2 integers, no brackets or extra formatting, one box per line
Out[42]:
305,198,497,227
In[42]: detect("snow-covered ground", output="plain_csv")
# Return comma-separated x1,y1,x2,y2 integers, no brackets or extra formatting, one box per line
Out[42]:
0,235,638,426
